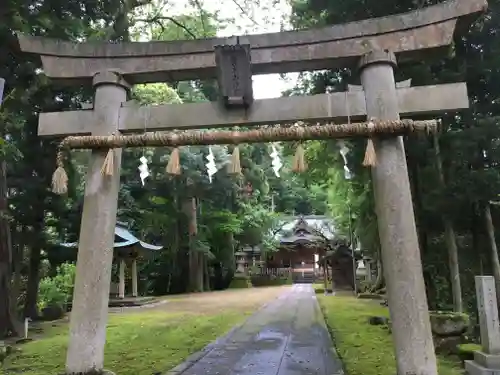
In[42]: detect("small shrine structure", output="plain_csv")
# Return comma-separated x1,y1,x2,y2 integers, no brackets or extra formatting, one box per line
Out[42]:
270,215,335,269
61,222,162,299
234,215,359,284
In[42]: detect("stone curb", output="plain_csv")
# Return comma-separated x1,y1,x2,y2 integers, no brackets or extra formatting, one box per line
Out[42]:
163,287,293,375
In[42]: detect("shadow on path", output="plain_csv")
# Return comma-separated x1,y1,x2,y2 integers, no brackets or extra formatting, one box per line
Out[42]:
166,284,344,375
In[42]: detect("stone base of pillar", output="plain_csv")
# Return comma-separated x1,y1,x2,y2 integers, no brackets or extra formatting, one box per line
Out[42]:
474,351,500,369
466,357,500,375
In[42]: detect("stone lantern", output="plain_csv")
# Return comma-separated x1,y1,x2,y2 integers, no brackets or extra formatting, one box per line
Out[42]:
235,251,246,274
355,259,367,278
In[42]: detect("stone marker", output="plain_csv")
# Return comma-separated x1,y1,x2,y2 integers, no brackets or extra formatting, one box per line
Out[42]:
465,276,500,374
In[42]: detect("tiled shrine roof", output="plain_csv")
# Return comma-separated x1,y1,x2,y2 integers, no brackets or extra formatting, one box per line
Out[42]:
60,221,163,251
275,215,335,245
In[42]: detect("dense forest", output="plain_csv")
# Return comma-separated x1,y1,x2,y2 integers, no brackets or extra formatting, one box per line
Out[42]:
0,0,499,343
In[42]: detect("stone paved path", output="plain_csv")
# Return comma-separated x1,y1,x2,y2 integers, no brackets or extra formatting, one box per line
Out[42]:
167,284,344,375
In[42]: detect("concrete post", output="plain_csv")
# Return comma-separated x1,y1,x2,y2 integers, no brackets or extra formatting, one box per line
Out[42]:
131,259,138,297
65,71,129,375
465,276,500,373
359,50,437,375
476,276,500,353
118,258,125,299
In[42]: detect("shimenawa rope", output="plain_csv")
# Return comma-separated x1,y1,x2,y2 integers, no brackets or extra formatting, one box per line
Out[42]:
51,119,438,194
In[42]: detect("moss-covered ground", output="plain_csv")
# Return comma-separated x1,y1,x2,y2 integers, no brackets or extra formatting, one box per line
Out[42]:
315,287,465,375
1,287,287,375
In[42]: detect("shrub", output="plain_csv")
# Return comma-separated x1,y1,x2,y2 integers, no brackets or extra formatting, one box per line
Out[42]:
250,273,293,287
228,275,252,288
38,263,76,312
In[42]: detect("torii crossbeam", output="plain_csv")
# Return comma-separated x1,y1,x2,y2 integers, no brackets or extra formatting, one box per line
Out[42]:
17,0,486,85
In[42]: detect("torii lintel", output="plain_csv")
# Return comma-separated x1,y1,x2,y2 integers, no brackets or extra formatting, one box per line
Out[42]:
15,0,487,85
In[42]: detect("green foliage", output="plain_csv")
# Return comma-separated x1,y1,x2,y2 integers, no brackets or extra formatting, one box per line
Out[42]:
132,83,182,105
237,200,280,252
37,263,76,311
250,274,292,286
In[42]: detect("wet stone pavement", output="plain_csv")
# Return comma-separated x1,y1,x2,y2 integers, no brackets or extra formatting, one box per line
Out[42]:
167,284,344,375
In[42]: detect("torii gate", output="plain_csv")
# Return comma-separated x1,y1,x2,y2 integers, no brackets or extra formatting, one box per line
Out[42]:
16,0,486,374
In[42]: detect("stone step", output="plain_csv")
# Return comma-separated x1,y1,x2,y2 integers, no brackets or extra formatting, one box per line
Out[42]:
465,359,500,375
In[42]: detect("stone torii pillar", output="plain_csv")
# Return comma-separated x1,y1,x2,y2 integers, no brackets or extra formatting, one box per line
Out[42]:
359,50,437,375
66,71,129,375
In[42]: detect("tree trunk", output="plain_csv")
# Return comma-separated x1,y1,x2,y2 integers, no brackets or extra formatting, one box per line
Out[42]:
0,160,19,338
24,221,43,319
432,133,463,312
227,232,235,272
484,203,500,305
371,250,384,292
11,226,26,312
185,197,203,292
203,255,209,291
472,204,488,276
443,220,462,312
323,258,328,291
197,253,204,291
407,138,428,255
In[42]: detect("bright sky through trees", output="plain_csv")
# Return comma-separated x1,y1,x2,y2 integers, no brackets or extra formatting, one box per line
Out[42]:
169,0,298,99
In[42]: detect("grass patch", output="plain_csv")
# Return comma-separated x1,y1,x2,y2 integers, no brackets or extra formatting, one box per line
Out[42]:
2,287,287,375
2,311,245,375
316,292,464,375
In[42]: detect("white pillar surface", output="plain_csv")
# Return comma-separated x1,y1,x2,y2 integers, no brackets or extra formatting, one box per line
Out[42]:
132,259,138,297
119,258,125,299
360,50,437,375
65,71,129,375
476,276,500,354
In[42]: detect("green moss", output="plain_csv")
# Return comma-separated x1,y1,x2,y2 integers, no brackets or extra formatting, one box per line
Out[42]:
430,311,470,322
228,275,252,288
456,343,481,363
457,343,481,353
316,294,464,375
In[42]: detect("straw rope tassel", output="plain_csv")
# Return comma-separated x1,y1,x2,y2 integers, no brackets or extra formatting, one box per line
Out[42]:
52,151,68,195
292,143,307,172
362,119,377,167
228,146,242,175
166,147,181,175
100,149,115,176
